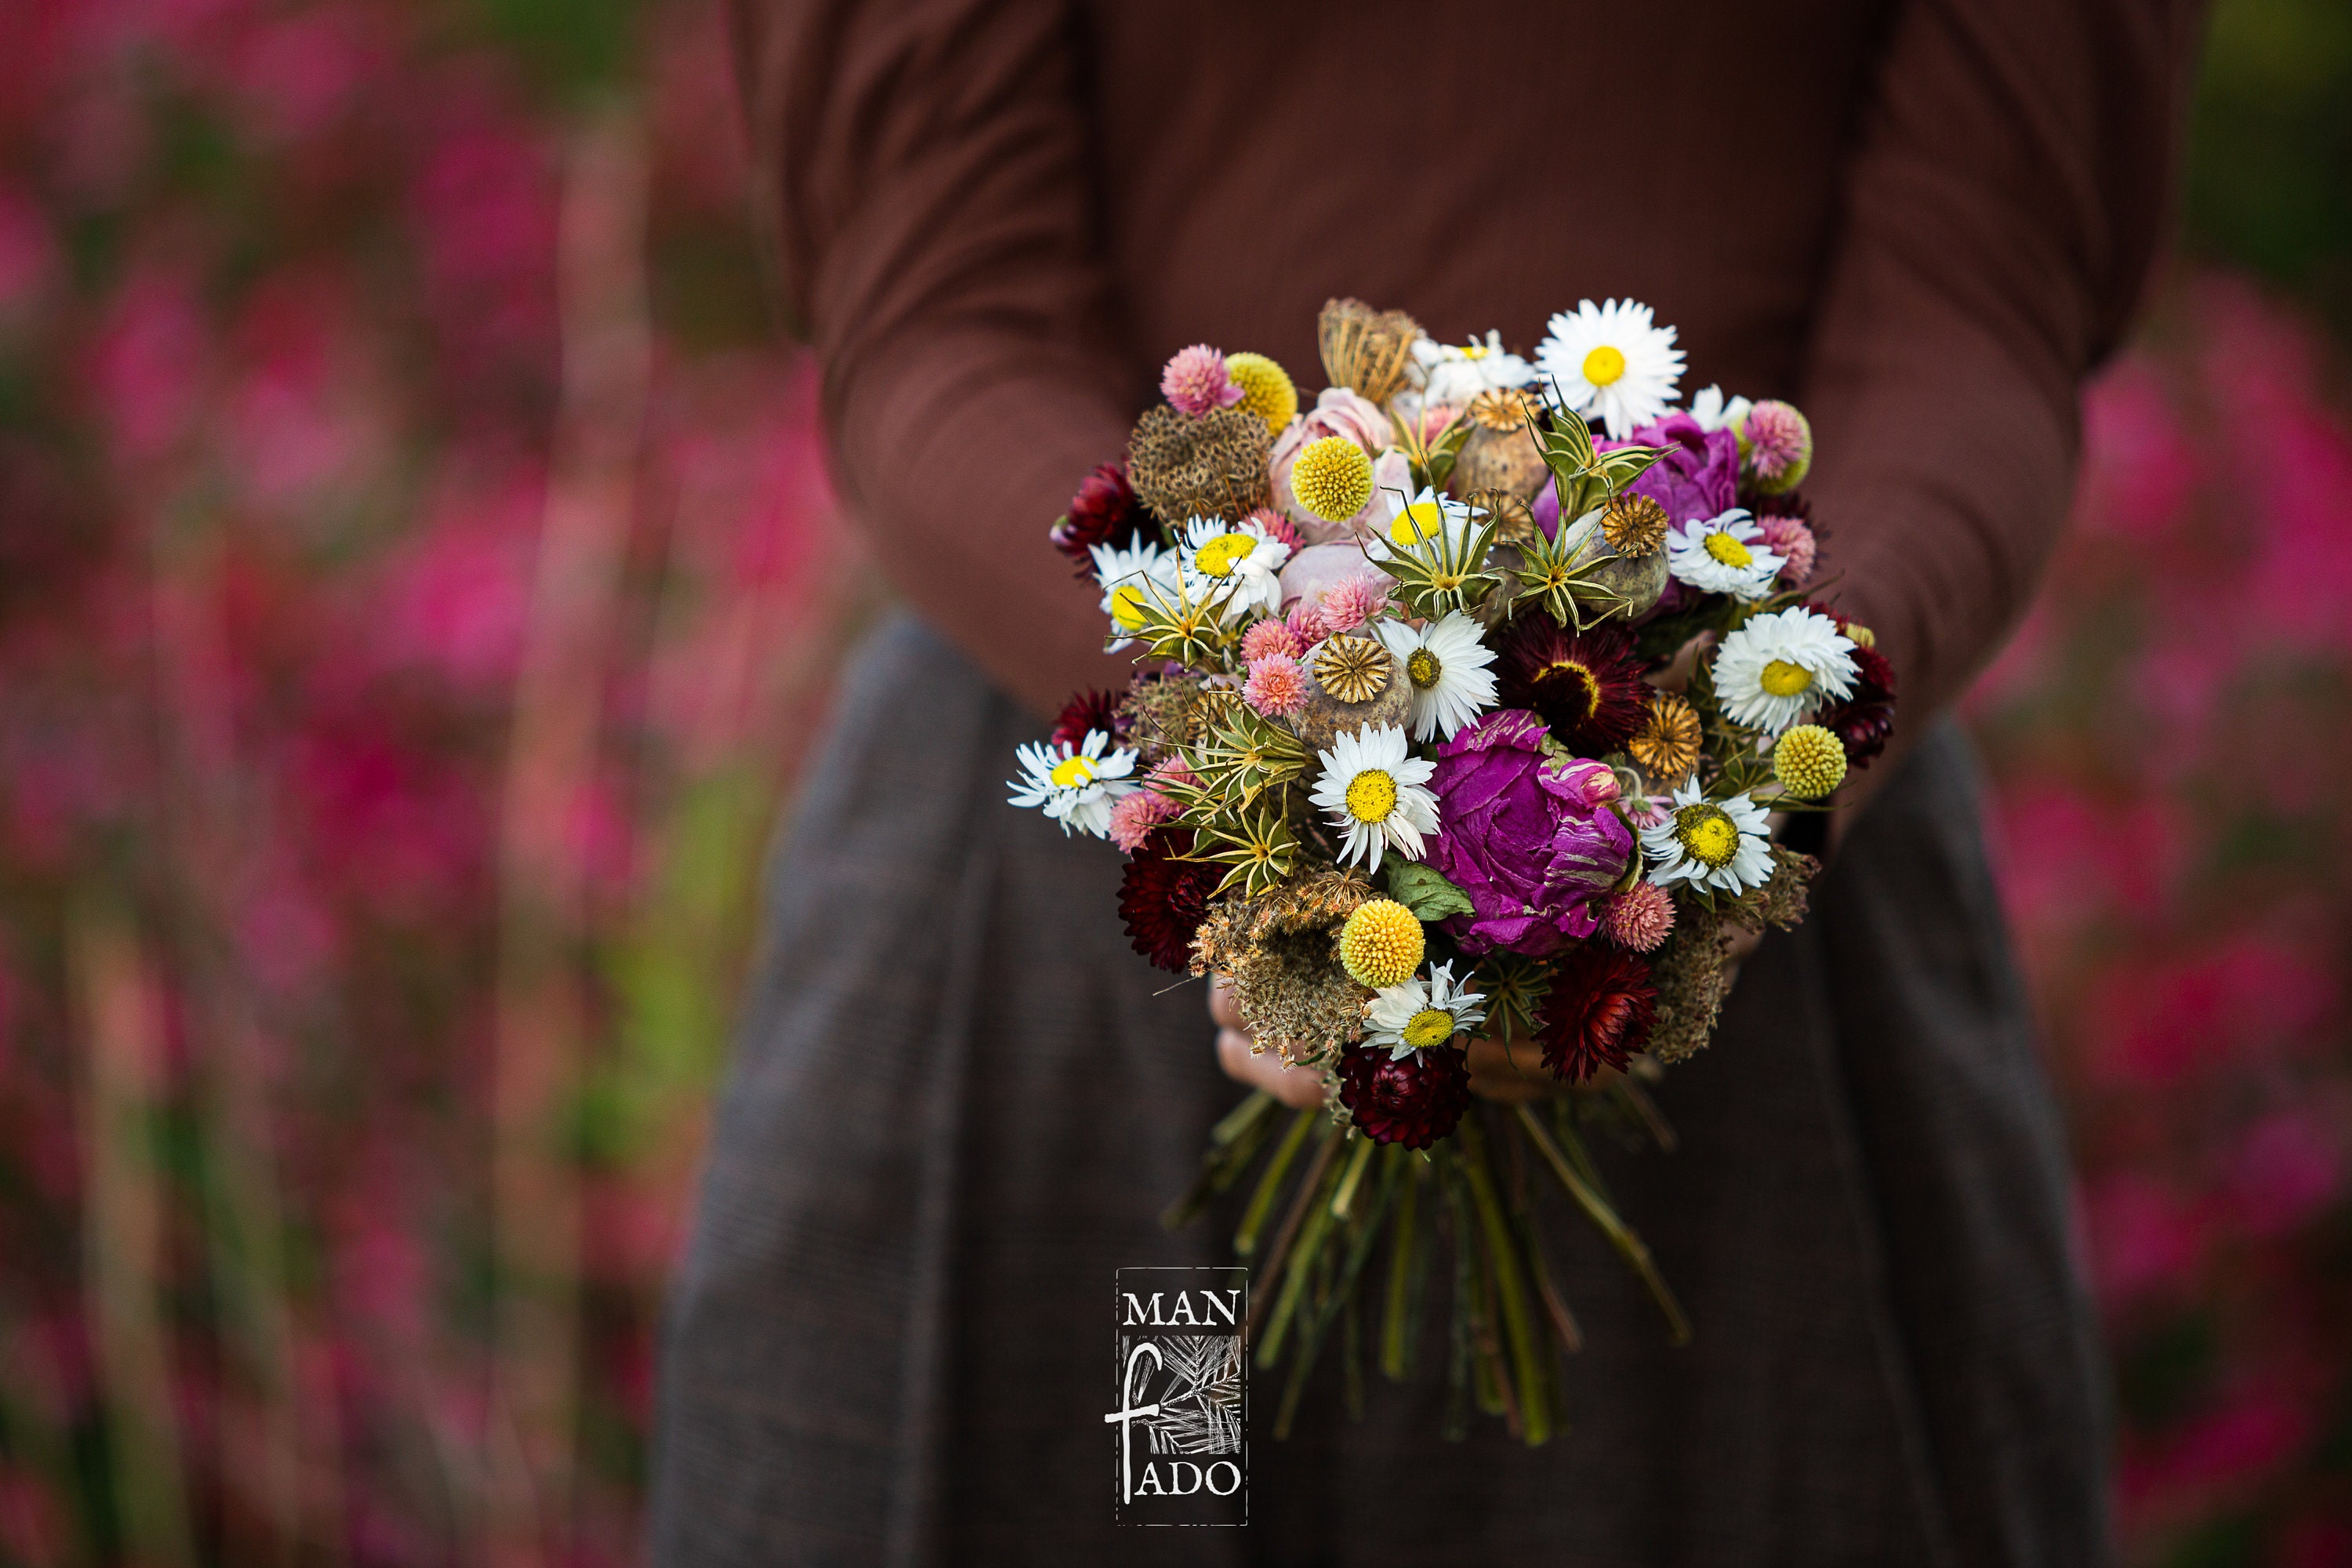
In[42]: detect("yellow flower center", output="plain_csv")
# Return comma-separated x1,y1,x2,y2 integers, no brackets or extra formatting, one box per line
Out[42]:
1389,499,1447,549
1406,648,1441,690
1049,753,1099,789
1582,345,1626,387
1461,343,1490,361
1193,532,1256,579
1402,1007,1457,1050
1703,531,1755,568
1675,804,1739,868
1345,769,1399,824
1109,583,1149,632
1760,659,1813,697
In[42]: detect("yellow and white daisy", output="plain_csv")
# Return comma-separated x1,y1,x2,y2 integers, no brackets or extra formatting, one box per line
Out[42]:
1364,961,1488,1061
1641,780,1774,894
1711,606,1858,735
1179,514,1291,619
1308,724,1439,873
1409,330,1535,406
1007,728,1140,838
1535,298,1686,437
1374,611,1498,742
1090,539,1181,650
1664,508,1784,600
1689,383,1751,434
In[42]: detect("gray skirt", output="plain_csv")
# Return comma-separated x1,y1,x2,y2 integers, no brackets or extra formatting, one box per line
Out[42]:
648,613,2111,1566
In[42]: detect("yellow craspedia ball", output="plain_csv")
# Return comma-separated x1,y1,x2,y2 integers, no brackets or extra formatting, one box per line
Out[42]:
1338,898,1424,989
1225,352,1298,434
1773,724,1849,800
1290,435,1374,524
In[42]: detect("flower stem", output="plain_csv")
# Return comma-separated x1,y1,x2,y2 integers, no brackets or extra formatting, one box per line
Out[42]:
1517,1102,1691,1345
1233,1105,1317,1258
1455,1115,1551,1446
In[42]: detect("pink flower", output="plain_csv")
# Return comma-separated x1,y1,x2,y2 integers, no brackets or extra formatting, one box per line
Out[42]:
1108,760,1194,852
1160,343,1243,417
1757,514,1816,586
1287,601,1331,645
1243,655,1308,718
1240,619,1304,662
1600,882,1675,953
1316,572,1392,634
1743,400,1811,488
1108,792,1171,853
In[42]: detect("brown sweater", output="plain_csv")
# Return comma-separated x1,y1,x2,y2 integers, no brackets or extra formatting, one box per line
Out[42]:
733,0,2205,780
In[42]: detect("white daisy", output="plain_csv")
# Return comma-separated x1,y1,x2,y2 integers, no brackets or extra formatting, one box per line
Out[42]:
1409,331,1535,406
1640,779,1774,894
1664,508,1784,600
1374,612,1498,742
1179,514,1291,619
1689,384,1752,434
1534,298,1686,437
1363,961,1488,1061
1711,606,1858,735
1090,539,1181,650
1308,724,1439,873
1007,728,1139,838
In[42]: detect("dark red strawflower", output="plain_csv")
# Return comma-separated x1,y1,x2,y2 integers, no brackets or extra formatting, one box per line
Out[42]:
1537,944,1658,1082
1493,613,1647,757
1119,829,1219,972
1338,1044,1472,1149
1050,687,1127,750
1818,638,1897,768
1049,462,1147,578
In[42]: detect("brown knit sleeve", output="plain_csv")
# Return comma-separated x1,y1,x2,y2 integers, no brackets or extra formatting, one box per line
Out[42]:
1798,0,2206,789
731,0,1137,713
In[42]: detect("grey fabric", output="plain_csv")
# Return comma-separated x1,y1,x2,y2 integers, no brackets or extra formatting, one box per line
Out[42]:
648,613,2111,1566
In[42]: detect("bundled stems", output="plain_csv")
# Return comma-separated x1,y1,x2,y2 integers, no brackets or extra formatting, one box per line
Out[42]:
1517,1103,1692,1346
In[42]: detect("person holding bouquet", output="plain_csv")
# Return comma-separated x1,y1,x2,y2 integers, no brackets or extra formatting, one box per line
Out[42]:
651,2,2205,1562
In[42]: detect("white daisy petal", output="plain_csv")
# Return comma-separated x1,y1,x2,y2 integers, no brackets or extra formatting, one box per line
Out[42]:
1639,779,1775,893
1363,960,1489,1060
1664,508,1784,601
1534,298,1686,438
1710,607,1858,735
1307,722,1442,873
1374,611,1499,742
1006,728,1140,838
1091,540,1181,650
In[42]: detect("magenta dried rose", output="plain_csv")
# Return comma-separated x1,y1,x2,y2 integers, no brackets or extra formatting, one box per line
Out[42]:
1423,710,1632,956
1605,412,1738,527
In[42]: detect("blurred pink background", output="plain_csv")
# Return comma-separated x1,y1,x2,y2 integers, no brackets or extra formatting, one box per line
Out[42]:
1,2,2347,1564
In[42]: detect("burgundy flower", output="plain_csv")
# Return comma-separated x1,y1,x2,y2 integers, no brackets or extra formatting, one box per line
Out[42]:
1338,1043,1472,1149
1819,640,1897,768
1493,613,1646,757
1049,463,1147,578
1607,412,1738,527
1538,945,1658,1081
1424,710,1632,958
1118,829,1219,972
1050,687,1127,751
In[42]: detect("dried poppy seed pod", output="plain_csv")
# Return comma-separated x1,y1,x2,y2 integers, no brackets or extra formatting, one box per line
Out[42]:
1447,390,1549,502
1600,492,1669,557
1317,297,1423,405
1127,405,1272,525
1287,641,1412,762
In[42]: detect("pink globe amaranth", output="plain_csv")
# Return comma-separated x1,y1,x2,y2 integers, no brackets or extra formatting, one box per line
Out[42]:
1160,343,1242,417
1423,710,1631,956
